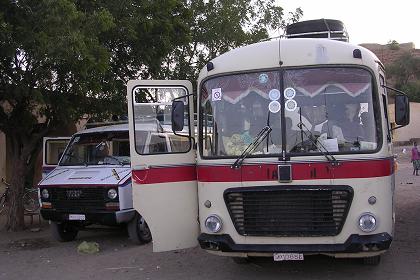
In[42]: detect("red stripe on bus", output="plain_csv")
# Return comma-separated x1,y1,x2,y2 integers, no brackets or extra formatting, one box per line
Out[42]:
131,159,393,184
132,166,197,184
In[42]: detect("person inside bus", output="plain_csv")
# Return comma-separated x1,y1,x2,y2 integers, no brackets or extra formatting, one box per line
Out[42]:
329,102,363,145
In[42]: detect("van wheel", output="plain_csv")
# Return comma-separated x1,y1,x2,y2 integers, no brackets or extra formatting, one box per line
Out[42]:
127,213,152,244
362,255,381,265
50,222,78,242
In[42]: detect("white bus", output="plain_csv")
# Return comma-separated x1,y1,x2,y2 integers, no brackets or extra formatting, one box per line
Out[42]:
127,20,409,265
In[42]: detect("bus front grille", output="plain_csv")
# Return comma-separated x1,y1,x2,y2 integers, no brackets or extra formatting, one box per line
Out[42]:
224,186,353,237
49,187,107,211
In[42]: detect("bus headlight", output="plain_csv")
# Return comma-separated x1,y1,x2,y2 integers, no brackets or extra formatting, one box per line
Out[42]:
359,213,377,232
107,189,118,200
41,189,49,199
205,215,222,233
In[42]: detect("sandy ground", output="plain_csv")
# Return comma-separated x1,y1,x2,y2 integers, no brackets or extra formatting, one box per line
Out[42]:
0,146,420,280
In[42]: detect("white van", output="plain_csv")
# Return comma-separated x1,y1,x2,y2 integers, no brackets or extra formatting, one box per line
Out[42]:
38,124,153,243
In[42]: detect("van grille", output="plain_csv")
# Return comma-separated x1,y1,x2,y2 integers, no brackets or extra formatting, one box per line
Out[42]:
49,187,108,211
224,186,353,237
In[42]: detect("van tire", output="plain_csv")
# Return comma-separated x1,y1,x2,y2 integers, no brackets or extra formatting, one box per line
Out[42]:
127,213,152,245
50,222,78,242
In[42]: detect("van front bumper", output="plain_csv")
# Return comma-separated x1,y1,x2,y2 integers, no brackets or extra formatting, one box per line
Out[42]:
40,209,135,225
198,232,392,253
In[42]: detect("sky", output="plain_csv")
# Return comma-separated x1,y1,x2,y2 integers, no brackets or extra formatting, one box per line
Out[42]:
276,0,420,47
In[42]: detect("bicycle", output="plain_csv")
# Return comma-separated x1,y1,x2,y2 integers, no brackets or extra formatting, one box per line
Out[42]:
0,178,40,214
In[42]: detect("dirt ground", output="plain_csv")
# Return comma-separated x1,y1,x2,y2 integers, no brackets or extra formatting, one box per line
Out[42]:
1,146,420,280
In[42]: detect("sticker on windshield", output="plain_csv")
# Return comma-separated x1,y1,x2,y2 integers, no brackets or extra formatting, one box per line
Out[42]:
212,88,222,101
73,136,80,143
268,101,281,113
269,89,281,101
259,73,269,84
285,99,297,111
284,87,296,99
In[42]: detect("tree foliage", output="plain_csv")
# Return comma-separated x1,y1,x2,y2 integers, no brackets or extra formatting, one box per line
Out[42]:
387,52,420,102
0,0,190,230
159,0,303,82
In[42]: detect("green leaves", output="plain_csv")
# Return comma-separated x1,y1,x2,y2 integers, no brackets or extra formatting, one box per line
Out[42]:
159,0,302,82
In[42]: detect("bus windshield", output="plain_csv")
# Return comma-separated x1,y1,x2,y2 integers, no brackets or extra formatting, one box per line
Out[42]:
200,67,379,158
59,131,130,166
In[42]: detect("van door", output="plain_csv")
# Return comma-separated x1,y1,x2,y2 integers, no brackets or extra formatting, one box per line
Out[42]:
127,80,198,252
42,137,71,179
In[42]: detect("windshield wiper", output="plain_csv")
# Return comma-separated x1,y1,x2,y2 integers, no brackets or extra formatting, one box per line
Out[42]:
231,126,272,169
296,121,339,165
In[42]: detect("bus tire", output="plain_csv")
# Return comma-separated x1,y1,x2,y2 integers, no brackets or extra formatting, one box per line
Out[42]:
50,221,78,242
362,255,381,265
127,213,152,245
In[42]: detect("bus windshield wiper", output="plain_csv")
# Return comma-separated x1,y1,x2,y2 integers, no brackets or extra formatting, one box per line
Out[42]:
296,121,339,165
231,126,272,169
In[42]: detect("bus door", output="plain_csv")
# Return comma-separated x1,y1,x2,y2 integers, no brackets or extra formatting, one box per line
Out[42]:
127,80,199,252
42,137,71,179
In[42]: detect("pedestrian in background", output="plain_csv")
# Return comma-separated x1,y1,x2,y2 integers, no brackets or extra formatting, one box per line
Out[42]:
411,142,420,176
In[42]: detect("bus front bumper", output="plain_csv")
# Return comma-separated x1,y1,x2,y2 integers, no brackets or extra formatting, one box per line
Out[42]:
198,232,392,254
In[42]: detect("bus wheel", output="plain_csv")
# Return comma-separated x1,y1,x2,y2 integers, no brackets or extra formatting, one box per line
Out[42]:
362,255,381,265
232,257,250,264
50,222,78,242
128,213,152,244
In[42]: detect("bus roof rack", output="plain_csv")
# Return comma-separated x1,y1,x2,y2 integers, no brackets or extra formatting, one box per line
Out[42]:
285,19,349,42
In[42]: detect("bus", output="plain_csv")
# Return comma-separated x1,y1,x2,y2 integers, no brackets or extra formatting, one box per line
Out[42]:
126,19,409,265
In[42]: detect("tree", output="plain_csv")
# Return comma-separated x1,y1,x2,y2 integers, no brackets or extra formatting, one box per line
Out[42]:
0,0,190,230
158,0,303,82
386,52,420,102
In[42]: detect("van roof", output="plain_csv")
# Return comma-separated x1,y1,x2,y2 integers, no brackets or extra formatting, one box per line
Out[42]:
75,123,129,135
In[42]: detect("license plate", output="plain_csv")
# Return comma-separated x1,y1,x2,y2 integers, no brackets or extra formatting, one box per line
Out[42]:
273,253,304,261
68,214,86,221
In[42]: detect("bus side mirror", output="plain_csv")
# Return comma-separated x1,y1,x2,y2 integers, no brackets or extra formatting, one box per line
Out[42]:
172,100,185,132
395,94,410,126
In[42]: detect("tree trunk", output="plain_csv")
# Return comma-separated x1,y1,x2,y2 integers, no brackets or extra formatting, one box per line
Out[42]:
5,157,26,231
5,132,43,231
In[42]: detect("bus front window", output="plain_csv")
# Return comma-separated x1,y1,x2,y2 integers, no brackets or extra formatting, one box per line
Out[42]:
284,68,379,154
200,71,282,157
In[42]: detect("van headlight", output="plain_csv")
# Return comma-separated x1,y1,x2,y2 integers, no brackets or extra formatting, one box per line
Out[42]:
107,188,118,200
41,189,49,199
358,213,377,232
205,214,222,233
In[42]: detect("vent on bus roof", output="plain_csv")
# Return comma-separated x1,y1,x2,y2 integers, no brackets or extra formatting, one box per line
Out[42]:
285,19,349,42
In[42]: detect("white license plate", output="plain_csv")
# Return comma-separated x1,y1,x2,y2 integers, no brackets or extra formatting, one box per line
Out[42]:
273,253,304,261
68,214,86,221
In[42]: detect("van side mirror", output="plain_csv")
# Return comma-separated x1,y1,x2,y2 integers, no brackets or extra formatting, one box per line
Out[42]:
172,100,185,132
395,94,410,127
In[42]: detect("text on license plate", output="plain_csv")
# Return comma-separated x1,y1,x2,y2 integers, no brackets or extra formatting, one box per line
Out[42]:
273,253,304,261
68,214,86,221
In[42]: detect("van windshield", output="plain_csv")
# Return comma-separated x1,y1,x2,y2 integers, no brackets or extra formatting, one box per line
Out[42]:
200,67,379,158
59,131,130,166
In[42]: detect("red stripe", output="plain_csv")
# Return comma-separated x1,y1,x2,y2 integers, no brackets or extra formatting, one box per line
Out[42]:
132,166,197,184
199,159,393,182
131,159,393,184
